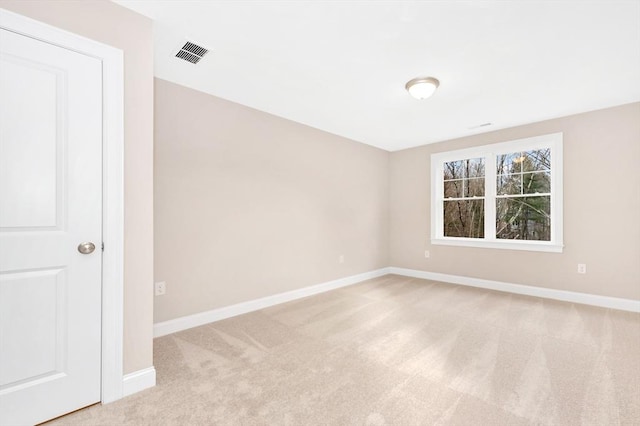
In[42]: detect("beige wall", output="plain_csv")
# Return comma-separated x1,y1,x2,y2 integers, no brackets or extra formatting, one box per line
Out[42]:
0,1,155,373
390,102,640,300
154,78,389,323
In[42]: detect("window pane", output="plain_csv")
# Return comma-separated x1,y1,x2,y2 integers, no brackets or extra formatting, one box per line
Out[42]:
523,171,550,194
497,174,521,195
496,152,523,175
444,160,464,180
444,179,463,198
466,178,485,197
496,196,551,241
523,149,551,172
466,158,485,178
445,158,485,180
444,199,485,238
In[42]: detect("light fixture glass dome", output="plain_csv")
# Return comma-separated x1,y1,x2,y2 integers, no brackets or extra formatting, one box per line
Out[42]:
405,76,440,100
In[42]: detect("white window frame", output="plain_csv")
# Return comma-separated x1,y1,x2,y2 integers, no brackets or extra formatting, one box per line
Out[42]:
431,133,563,252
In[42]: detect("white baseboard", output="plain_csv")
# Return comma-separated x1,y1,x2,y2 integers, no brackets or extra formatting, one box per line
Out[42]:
154,268,391,337
153,266,639,339
389,267,640,313
122,367,156,397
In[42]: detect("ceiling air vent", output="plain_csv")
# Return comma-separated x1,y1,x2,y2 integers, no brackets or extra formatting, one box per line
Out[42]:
175,41,209,64
467,122,493,130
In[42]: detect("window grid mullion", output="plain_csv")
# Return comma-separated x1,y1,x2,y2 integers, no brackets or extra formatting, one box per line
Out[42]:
485,154,497,241
443,196,485,201
496,193,552,198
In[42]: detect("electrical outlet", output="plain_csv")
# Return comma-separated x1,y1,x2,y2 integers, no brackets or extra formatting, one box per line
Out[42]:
424,250,430,258
339,255,344,264
154,281,166,296
577,264,587,274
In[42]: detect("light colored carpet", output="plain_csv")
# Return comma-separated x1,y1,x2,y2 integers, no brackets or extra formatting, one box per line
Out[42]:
49,274,640,425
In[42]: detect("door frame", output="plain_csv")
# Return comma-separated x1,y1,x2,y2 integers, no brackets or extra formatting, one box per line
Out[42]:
0,9,125,403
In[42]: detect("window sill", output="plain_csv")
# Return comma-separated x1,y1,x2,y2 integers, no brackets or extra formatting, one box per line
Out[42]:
431,238,564,253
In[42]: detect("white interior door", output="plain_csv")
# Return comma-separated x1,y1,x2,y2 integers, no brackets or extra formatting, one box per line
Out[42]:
0,28,103,425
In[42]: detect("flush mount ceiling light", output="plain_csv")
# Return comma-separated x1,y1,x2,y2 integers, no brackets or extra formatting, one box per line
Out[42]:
405,76,440,100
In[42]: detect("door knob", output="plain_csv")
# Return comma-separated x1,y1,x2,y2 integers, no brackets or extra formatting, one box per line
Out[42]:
77,242,96,254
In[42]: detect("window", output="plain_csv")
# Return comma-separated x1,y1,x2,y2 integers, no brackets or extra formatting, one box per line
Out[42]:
431,133,563,252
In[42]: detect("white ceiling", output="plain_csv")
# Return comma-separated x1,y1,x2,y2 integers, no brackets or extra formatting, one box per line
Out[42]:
115,0,640,151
